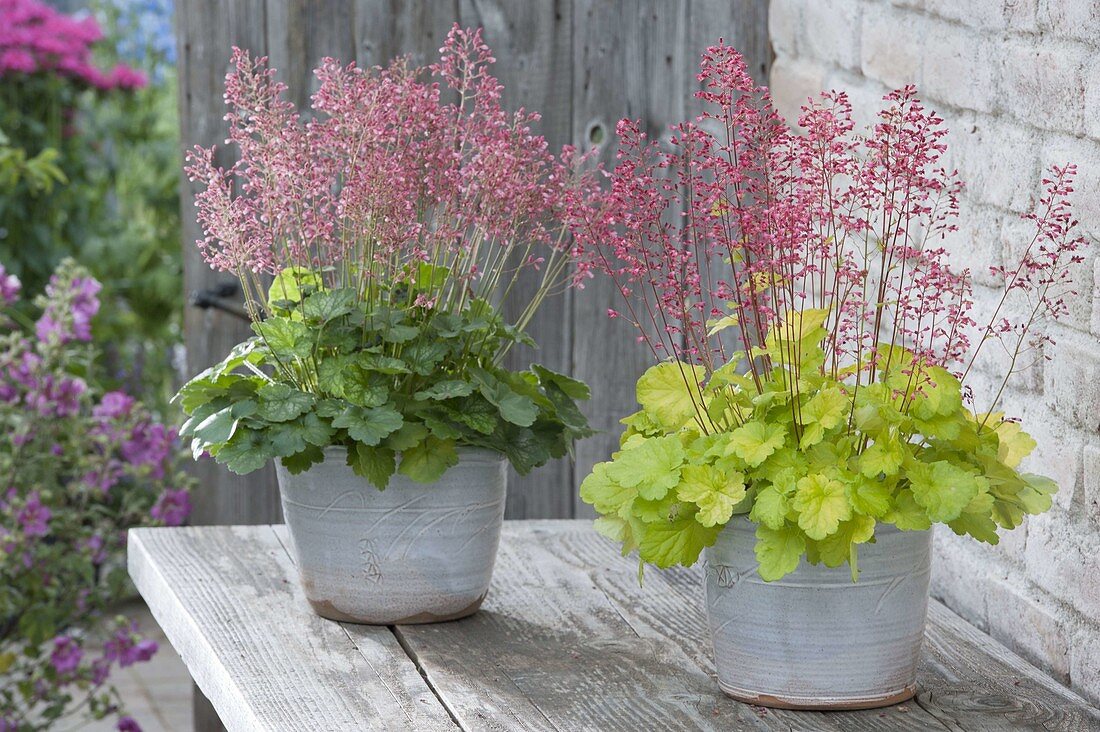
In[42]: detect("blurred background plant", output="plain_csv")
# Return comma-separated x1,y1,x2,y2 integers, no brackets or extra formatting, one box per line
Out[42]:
0,0,182,414
0,258,193,731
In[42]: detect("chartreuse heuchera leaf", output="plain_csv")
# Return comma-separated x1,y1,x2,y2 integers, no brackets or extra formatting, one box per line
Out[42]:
580,330,1058,582
176,272,595,489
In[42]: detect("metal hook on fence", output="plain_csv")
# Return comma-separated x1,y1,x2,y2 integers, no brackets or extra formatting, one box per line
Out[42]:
189,281,251,321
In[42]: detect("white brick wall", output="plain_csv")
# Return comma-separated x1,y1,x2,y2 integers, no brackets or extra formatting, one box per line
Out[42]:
769,0,1100,704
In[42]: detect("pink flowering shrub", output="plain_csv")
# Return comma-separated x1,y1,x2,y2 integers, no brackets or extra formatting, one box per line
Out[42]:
572,44,1085,579
0,0,145,90
0,260,193,731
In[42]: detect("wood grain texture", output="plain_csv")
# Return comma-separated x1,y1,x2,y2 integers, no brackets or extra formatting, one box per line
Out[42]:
175,1,773,523
128,526,455,732
131,521,1100,731
175,0,280,527
569,0,690,519
458,0,578,521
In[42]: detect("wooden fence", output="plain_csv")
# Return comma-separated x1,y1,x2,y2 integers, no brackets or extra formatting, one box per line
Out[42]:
177,0,772,527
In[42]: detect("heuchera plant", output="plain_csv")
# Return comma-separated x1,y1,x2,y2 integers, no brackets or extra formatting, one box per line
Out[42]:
178,27,598,486
0,259,193,731
569,44,1085,581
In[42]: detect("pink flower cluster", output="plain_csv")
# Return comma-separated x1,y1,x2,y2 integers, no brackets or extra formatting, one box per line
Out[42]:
0,0,146,89
566,42,1084,397
187,25,600,316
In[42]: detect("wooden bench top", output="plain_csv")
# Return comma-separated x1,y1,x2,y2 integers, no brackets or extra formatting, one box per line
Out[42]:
128,521,1100,731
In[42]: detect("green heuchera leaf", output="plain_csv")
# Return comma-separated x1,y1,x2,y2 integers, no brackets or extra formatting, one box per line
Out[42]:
301,288,355,322
676,464,746,527
331,405,403,446
859,438,905,477
635,361,707,431
398,437,459,483
348,444,397,489
256,383,315,422
414,380,475,401
907,460,983,523
816,515,876,581
268,266,321,305
726,421,786,467
580,462,637,515
253,317,312,360
478,378,539,427
754,523,806,581
749,484,789,530
848,477,894,518
605,435,685,501
638,511,720,569
792,474,851,540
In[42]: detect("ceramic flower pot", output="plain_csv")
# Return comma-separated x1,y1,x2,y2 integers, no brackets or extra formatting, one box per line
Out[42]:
703,516,932,709
275,446,507,624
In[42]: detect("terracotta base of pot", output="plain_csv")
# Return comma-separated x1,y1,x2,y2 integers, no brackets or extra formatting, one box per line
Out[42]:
718,681,917,710
308,592,487,626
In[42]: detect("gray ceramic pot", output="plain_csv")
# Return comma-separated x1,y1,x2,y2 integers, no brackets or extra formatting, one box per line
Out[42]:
275,446,507,624
704,517,932,710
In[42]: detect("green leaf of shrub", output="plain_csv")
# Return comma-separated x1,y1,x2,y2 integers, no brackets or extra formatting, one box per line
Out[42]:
635,361,707,431
348,444,396,489
398,437,458,483
331,406,403,445
754,523,806,581
792,474,851,540
605,435,685,501
726,421,786,467
638,512,719,569
256,383,315,422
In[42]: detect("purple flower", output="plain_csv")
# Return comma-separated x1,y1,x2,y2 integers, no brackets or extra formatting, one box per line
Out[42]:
94,391,135,420
104,626,158,668
150,488,190,527
17,492,51,537
121,422,174,478
0,48,36,74
0,264,20,304
26,375,86,417
81,460,123,494
116,716,142,732
35,314,66,343
82,533,108,564
50,635,83,674
69,276,101,341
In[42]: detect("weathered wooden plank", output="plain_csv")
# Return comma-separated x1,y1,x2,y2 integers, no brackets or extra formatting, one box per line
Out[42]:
397,521,1100,731
570,0,691,519
128,526,456,732
458,0,578,520
176,0,280,527
394,524,777,730
915,602,1100,731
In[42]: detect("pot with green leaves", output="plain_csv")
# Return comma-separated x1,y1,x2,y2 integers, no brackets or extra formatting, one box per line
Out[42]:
572,43,1075,709
176,32,599,624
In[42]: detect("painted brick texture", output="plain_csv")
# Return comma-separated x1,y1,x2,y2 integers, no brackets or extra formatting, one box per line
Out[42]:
769,0,1100,705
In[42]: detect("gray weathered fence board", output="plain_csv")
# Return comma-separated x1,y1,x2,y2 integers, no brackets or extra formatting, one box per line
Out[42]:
130,522,1100,732
175,0,772,526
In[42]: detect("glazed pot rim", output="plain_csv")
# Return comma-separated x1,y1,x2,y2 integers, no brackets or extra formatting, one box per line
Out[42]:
318,444,506,464
722,513,926,537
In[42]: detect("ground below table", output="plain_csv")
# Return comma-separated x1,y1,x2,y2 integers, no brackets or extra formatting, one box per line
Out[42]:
128,520,1100,731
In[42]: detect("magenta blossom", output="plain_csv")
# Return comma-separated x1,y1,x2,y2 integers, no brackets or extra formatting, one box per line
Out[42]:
17,492,51,537
0,0,145,90
94,391,136,420
116,717,142,732
0,264,20,304
50,635,83,674
103,625,157,668
150,488,190,527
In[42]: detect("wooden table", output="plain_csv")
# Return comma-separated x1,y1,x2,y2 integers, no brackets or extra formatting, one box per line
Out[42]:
128,521,1100,731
